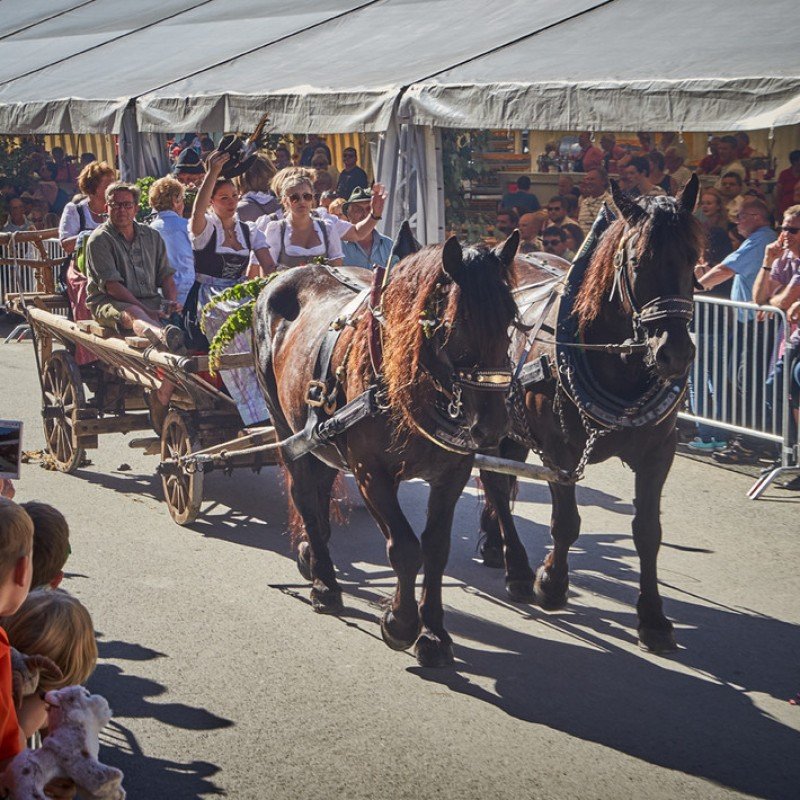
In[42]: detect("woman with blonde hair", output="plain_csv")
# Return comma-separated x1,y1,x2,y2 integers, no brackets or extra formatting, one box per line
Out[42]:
697,187,733,275
235,155,280,222
258,167,343,268
1,588,98,737
149,177,195,305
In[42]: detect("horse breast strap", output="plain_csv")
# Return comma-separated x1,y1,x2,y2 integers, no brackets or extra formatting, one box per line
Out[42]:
553,206,689,430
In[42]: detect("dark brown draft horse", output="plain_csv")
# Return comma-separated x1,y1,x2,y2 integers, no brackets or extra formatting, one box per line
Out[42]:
254,234,519,667
479,176,702,652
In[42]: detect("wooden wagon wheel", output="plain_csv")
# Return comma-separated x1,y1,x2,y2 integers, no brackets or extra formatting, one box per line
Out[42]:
160,410,204,525
41,350,86,473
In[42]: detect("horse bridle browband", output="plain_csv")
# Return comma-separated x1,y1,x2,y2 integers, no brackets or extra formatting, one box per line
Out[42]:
611,228,694,340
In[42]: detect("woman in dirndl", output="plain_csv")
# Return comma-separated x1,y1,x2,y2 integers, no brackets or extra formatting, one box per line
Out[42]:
188,150,274,426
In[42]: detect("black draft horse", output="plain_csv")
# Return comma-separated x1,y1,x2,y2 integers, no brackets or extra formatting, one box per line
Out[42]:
254,234,519,667
479,176,702,652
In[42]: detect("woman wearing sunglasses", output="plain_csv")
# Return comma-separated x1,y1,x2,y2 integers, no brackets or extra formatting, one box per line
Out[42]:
257,168,344,268
186,150,274,427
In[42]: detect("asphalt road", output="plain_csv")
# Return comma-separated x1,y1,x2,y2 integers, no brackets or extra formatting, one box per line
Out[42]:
1,328,799,800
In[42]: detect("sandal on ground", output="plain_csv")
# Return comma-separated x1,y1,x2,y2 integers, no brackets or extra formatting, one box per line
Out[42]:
144,390,169,435
711,440,760,465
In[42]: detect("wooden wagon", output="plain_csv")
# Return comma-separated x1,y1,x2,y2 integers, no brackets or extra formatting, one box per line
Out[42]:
1,229,280,525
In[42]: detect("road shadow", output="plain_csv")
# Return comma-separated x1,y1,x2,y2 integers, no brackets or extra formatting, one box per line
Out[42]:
408,595,800,800
100,719,224,799
88,636,230,798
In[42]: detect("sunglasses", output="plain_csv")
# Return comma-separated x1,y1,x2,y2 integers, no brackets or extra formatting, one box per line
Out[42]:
543,239,561,246
288,192,314,204
546,207,561,212
781,225,800,234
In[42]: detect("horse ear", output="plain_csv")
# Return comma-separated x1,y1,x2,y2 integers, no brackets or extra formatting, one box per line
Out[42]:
392,220,422,262
610,178,647,225
442,235,464,280
493,230,519,270
678,173,700,214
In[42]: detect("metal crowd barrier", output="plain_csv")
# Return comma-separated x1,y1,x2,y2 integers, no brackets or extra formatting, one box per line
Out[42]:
679,294,799,499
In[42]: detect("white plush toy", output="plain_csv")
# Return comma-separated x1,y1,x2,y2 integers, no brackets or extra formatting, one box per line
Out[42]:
4,686,125,800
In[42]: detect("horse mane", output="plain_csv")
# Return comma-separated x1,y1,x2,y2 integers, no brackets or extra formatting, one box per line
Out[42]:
572,197,703,330
368,243,516,437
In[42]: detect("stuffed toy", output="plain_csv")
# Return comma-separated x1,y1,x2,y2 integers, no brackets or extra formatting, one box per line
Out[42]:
4,686,125,800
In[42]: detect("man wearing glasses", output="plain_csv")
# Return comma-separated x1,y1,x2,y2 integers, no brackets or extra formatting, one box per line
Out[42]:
696,199,777,463
84,182,182,350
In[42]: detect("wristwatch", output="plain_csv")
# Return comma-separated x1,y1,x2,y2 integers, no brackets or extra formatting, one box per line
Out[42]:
370,213,382,221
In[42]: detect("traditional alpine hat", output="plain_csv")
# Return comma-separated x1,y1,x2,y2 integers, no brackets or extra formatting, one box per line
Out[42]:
342,186,372,213
171,148,204,175
216,113,271,179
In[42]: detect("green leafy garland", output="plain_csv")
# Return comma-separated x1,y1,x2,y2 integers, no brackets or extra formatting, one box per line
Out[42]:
200,276,278,375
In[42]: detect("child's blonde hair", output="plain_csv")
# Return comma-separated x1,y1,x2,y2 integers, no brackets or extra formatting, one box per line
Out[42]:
0,498,33,580
20,501,70,589
1,589,97,691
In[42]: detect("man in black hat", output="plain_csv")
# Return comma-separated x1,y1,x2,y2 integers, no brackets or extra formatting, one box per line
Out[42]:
336,147,369,201
341,187,394,269
172,148,205,187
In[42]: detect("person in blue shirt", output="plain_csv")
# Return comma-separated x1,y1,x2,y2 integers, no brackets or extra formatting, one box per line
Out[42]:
340,187,394,270
148,177,195,305
697,198,778,463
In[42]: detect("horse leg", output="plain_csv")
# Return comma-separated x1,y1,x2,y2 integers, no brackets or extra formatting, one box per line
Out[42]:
415,467,471,667
295,461,337,583
479,442,535,602
632,452,678,653
286,455,343,614
356,468,423,652
534,482,581,609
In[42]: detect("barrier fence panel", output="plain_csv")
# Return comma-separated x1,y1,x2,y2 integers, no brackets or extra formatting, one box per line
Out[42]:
0,236,64,311
679,295,799,499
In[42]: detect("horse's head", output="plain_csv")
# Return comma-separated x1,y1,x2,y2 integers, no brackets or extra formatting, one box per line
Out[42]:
382,232,519,452
608,175,702,379
433,233,519,448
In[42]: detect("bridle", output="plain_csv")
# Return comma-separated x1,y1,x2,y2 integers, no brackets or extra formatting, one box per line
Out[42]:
417,282,512,422
609,227,694,348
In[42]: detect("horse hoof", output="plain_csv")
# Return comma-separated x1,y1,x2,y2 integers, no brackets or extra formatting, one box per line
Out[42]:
296,541,312,582
414,633,455,668
380,610,420,651
638,626,678,653
534,566,568,610
480,542,504,569
310,584,343,615
506,579,535,603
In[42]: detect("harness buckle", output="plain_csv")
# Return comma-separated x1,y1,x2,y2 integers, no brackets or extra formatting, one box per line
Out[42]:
306,380,329,408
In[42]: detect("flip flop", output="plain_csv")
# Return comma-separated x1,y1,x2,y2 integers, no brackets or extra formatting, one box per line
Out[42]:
143,325,187,355
789,693,800,706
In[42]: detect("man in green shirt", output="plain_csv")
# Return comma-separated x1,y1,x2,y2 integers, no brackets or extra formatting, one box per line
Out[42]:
85,182,182,350
84,181,184,430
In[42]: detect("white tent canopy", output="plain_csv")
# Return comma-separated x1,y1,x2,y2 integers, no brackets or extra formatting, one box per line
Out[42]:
401,0,800,132
0,0,797,135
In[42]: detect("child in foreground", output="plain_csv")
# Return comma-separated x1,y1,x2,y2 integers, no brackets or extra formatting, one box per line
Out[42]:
19,502,70,590
0,589,98,736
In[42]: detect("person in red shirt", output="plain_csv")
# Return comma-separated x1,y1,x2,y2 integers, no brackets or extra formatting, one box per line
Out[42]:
775,150,800,217
699,136,722,174
574,132,604,173
0,498,33,765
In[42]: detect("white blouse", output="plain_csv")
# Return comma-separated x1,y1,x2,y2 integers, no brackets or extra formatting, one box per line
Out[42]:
259,217,344,262
58,199,103,241
189,213,267,255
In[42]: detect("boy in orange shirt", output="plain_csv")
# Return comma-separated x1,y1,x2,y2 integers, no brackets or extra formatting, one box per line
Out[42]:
0,498,34,765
